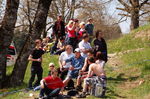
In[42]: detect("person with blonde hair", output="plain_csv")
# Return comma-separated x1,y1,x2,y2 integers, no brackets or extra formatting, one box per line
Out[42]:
66,20,78,50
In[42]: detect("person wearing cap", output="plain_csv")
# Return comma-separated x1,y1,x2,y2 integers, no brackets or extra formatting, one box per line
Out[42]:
51,15,65,55
63,48,84,86
48,63,55,76
78,33,92,58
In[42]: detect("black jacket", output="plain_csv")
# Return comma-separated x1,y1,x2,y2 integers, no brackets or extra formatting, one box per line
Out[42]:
52,21,65,38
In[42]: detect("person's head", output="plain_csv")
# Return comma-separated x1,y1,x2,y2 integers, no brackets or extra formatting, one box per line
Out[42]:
82,33,89,42
74,48,81,58
51,69,58,77
59,37,65,43
65,45,73,54
87,18,93,23
46,37,50,42
79,22,85,29
42,38,47,43
35,39,42,47
57,15,62,21
67,20,74,27
95,30,104,39
49,63,55,71
87,56,95,64
95,51,103,60
87,50,94,57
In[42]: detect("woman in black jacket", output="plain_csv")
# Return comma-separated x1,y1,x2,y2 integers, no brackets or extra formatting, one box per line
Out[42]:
93,30,108,62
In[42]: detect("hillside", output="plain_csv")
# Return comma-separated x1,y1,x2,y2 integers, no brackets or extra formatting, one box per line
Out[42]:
0,24,150,99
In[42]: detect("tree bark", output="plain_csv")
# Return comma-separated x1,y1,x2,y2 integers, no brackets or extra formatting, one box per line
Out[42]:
130,10,139,30
9,0,53,87
0,0,20,88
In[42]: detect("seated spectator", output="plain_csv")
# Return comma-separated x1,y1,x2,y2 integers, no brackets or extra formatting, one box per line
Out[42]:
39,69,64,98
63,48,84,87
58,45,74,80
48,63,55,76
79,33,92,58
78,57,106,98
95,51,105,68
53,37,66,55
76,51,94,91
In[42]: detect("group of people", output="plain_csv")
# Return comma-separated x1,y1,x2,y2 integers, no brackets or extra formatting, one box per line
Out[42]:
27,15,108,99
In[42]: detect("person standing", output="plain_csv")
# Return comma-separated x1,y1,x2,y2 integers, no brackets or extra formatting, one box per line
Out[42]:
85,18,94,42
28,39,45,89
93,30,108,62
51,15,65,54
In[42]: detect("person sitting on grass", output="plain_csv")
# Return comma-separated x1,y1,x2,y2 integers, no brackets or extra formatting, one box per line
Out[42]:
78,56,106,98
39,69,64,99
48,63,55,76
76,50,94,91
58,45,74,80
63,48,84,87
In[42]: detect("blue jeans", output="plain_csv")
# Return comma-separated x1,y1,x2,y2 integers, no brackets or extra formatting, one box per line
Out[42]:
39,83,61,97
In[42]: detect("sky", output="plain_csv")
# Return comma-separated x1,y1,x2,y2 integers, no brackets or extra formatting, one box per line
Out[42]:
106,0,131,34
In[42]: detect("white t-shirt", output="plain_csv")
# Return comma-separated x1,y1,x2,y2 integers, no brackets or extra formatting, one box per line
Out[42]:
59,51,74,68
78,40,92,58
96,60,105,68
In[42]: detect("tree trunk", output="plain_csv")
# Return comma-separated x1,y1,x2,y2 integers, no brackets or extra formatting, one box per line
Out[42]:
9,0,53,87
130,11,139,30
0,0,20,88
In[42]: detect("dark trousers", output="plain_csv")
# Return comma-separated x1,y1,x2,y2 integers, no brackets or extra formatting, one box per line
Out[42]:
50,39,58,54
39,84,61,97
68,37,77,50
57,68,68,80
28,67,43,88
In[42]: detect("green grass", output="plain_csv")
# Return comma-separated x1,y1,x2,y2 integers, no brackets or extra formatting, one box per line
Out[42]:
1,23,150,99
108,23,150,53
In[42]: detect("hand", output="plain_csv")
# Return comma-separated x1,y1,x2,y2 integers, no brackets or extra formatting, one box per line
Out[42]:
37,58,41,62
69,66,74,70
62,61,66,66
60,67,63,72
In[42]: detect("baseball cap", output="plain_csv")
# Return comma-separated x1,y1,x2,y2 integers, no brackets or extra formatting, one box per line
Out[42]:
74,48,80,53
49,63,55,67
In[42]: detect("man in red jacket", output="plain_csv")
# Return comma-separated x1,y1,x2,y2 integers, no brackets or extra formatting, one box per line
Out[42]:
39,69,64,98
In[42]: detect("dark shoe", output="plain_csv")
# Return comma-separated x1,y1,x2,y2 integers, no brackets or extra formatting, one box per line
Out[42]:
76,85,83,92
76,93,86,98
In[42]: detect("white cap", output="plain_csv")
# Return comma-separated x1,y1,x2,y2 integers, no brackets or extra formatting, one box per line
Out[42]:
74,48,80,52
49,63,55,67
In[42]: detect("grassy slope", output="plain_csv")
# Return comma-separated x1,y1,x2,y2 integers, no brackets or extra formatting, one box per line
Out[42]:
1,24,150,99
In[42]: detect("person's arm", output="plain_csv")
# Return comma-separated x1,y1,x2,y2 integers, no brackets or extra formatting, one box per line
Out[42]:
87,64,93,78
81,58,88,71
40,79,45,88
28,55,41,62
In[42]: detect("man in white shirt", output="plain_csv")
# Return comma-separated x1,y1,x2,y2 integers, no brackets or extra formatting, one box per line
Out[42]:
78,33,92,58
58,45,74,80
